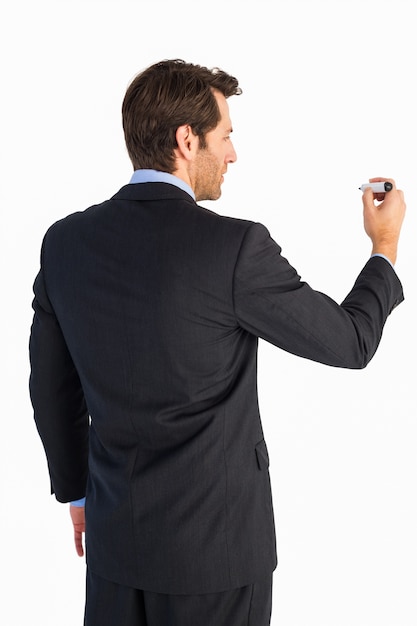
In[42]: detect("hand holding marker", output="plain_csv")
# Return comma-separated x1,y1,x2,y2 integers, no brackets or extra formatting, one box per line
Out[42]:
359,181,393,193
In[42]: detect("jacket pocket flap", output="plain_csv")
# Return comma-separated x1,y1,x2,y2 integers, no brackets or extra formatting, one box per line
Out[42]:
255,439,270,470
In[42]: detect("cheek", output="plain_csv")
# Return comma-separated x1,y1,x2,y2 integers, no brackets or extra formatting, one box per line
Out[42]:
210,140,225,162
215,145,227,166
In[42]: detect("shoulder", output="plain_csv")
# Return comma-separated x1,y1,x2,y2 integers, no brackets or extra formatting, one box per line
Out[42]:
43,199,110,240
195,205,270,242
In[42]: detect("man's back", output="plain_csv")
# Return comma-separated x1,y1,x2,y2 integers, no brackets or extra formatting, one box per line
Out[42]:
31,181,278,594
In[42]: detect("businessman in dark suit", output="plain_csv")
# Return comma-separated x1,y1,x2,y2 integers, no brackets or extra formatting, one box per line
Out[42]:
29,59,406,625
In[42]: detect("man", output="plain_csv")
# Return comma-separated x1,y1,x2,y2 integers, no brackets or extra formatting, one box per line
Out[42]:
29,59,406,626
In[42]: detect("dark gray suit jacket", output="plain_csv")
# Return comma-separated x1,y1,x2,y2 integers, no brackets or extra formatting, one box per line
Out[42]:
29,182,404,594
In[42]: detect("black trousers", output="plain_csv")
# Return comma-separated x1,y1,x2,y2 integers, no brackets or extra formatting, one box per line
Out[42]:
84,569,273,626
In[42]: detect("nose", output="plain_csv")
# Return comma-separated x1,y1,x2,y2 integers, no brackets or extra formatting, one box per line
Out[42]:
227,141,237,164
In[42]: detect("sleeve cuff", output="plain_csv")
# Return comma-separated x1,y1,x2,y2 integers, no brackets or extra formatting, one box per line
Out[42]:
371,253,394,269
70,497,86,507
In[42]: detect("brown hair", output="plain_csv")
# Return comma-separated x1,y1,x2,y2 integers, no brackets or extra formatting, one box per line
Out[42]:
122,59,242,172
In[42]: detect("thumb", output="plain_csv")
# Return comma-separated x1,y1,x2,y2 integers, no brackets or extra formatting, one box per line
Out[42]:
362,186,375,211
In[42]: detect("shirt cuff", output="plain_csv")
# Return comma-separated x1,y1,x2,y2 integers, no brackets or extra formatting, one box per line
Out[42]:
70,497,86,507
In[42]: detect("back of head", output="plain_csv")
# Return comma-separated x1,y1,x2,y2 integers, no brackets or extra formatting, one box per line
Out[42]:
122,59,241,172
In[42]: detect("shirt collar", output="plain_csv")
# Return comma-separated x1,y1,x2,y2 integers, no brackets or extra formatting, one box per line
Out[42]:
129,169,195,200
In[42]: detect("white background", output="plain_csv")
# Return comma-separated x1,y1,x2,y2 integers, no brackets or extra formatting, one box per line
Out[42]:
1,1,416,624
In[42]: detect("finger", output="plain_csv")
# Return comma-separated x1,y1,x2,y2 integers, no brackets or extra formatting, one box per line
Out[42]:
368,176,396,190
74,529,84,557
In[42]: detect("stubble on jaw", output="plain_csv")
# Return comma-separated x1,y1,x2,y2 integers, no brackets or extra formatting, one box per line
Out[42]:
192,148,223,202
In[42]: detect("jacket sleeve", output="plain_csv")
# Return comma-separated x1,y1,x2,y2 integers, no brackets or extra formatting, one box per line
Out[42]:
29,248,89,503
233,222,404,369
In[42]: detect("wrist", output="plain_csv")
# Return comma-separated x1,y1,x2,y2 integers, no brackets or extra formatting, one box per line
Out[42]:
371,244,397,266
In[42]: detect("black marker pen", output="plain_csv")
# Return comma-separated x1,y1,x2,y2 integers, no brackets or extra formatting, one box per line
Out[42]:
359,182,393,193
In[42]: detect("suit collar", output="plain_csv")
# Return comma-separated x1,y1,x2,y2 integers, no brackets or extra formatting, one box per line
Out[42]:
129,169,195,200
111,182,197,205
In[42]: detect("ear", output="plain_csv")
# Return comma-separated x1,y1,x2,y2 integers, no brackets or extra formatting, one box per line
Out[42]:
175,124,199,161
